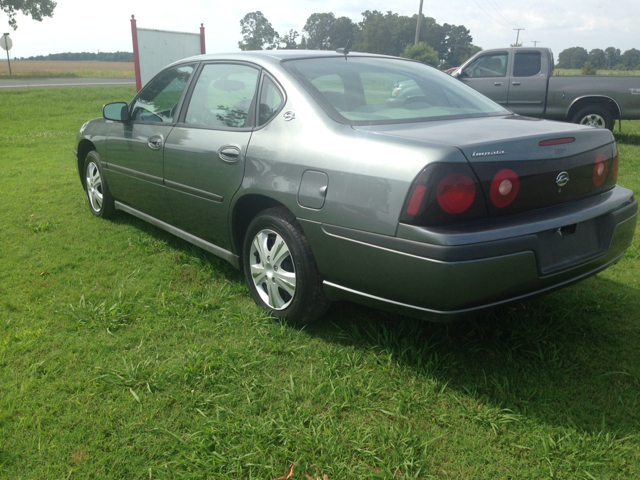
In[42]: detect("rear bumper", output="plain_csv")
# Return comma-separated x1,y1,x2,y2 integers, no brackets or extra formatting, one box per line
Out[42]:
301,186,637,321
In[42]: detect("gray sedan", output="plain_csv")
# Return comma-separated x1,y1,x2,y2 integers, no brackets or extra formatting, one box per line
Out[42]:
75,51,637,324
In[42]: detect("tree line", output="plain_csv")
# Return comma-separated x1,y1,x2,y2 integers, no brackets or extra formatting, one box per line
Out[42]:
238,10,480,69
557,46,640,70
18,52,134,62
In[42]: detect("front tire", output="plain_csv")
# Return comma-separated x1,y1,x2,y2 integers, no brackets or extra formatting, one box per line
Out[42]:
84,151,116,219
571,106,614,131
243,207,329,326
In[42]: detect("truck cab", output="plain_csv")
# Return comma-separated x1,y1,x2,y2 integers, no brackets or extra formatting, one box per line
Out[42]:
453,48,553,118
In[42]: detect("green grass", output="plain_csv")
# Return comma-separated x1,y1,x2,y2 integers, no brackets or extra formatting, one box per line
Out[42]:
0,87,639,479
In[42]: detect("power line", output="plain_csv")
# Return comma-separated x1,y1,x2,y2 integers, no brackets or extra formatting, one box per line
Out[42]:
469,0,512,28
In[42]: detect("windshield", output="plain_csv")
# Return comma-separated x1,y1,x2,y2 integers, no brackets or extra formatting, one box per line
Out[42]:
283,56,507,125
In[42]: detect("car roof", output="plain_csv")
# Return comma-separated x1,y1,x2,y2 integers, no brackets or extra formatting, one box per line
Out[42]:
170,50,396,68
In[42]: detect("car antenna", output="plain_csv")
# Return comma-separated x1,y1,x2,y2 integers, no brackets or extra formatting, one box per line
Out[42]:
336,39,351,60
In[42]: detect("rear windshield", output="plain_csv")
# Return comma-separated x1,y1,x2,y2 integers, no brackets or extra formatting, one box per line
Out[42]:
283,56,507,125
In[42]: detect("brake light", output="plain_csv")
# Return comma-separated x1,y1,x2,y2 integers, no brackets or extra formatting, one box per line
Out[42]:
611,147,619,183
593,153,608,186
539,137,575,146
407,185,427,215
490,169,520,208
436,173,476,214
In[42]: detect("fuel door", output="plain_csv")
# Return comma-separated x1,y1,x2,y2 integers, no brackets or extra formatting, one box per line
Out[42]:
298,170,328,209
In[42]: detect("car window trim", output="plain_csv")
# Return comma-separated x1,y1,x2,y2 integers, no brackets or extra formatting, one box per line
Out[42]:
127,62,198,126
175,60,262,132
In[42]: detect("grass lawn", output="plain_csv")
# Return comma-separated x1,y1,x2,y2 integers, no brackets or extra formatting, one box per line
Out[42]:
0,87,639,479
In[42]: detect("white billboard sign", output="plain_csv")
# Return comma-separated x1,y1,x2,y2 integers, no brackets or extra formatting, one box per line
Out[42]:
131,16,205,91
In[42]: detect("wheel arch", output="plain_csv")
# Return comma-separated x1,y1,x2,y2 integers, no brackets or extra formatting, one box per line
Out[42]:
77,139,97,187
567,95,621,122
231,193,290,257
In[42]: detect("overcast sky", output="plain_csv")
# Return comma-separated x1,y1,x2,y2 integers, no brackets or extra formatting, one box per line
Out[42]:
3,0,639,59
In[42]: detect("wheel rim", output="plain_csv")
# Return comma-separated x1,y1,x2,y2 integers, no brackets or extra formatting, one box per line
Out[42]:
579,114,606,128
249,229,296,310
85,161,104,212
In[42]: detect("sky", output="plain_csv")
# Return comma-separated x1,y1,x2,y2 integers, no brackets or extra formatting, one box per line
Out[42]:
2,0,639,59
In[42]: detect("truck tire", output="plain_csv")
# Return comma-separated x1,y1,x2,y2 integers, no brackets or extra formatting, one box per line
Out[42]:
571,106,614,131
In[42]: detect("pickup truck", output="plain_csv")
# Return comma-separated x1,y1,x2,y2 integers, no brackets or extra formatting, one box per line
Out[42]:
450,47,640,130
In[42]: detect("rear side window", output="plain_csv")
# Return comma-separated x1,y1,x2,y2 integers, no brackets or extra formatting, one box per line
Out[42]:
258,76,284,126
513,52,542,77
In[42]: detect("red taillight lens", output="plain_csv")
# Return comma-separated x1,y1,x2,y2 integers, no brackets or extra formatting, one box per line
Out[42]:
436,173,476,214
490,168,520,208
538,137,575,146
406,185,427,215
611,148,619,183
593,153,608,186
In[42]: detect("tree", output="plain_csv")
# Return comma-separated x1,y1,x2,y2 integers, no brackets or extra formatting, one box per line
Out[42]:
354,10,395,55
1,0,56,30
604,47,621,69
581,61,597,75
278,30,299,49
238,11,279,51
588,48,606,69
556,47,588,69
441,23,474,68
400,42,439,67
302,13,335,50
622,48,640,70
330,16,356,50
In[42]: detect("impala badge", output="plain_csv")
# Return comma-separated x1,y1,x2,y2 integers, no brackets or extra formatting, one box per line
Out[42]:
556,171,570,187
283,111,296,121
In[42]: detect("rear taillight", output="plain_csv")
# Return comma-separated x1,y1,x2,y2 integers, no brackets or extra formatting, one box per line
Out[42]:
489,168,520,208
436,173,476,214
611,147,619,183
593,153,608,186
400,164,488,226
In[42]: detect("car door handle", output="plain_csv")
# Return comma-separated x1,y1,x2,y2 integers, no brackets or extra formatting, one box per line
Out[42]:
219,146,241,163
494,82,503,86
512,81,522,86
147,135,163,150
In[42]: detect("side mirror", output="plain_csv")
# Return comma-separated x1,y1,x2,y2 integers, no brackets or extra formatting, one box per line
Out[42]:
103,102,129,121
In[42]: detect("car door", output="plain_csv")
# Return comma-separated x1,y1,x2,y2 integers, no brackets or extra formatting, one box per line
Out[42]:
457,52,509,106
506,50,547,117
104,64,195,222
162,62,261,249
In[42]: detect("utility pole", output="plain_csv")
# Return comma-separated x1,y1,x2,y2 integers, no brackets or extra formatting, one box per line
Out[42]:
415,0,424,45
512,28,525,47
532,41,540,47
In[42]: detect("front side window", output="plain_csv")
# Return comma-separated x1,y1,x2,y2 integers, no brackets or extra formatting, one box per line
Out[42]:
513,52,542,77
462,53,508,78
184,63,260,129
130,65,194,123
283,56,506,125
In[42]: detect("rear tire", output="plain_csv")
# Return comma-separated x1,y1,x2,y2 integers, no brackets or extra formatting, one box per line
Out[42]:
571,106,614,131
84,151,116,219
242,207,330,326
